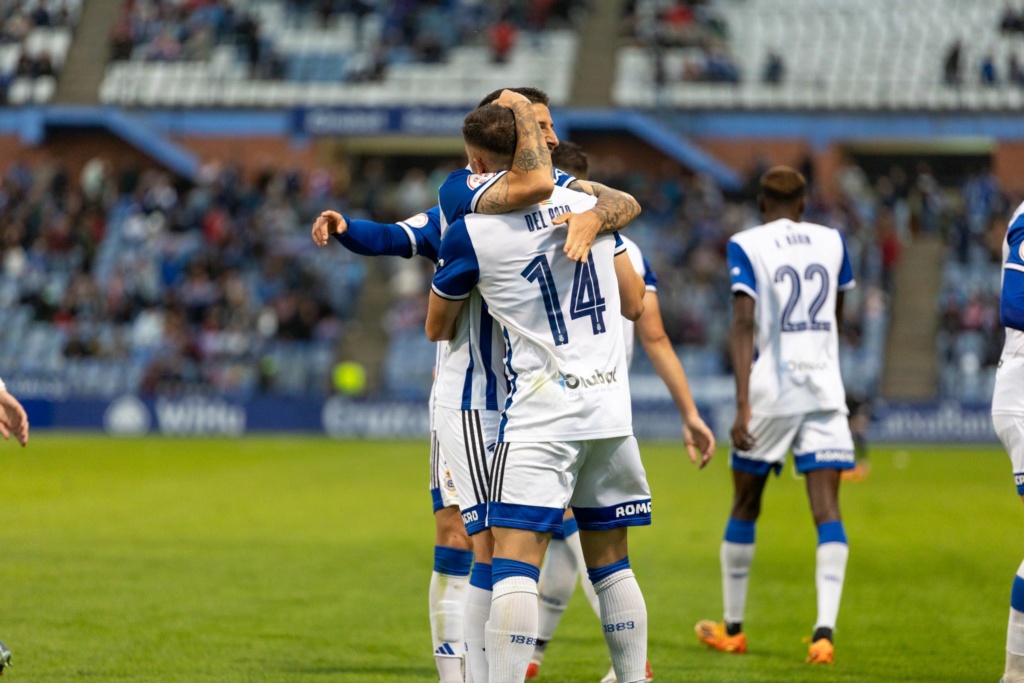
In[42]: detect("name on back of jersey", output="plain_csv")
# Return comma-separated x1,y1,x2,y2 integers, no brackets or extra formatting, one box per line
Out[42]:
777,232,812,247
525,201,572,233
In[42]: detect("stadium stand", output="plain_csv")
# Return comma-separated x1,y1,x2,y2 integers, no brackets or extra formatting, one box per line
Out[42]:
100,0,583,107
0,0,78,105
615,0,1024,109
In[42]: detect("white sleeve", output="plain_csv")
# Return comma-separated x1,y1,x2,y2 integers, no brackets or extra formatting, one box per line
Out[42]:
0,376,6,392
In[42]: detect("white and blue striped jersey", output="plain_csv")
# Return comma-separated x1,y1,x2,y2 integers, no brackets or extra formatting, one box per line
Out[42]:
728,219,855,417
993,202,1024,415
431,166,577,412
620,236,658,366
432,186,633,443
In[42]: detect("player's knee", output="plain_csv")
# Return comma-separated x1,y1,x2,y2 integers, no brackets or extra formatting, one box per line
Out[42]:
730,491,762,520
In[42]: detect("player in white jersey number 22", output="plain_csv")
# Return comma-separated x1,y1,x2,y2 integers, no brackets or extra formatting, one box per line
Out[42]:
427,104,652,683
695,167,856,666
992,202,1024,683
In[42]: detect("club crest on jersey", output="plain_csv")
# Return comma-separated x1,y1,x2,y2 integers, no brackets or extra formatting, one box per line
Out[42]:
467,173,495,190
403,213,429,228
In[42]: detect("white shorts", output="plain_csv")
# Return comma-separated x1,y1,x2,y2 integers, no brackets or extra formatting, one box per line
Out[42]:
436,407,500,535
993,414,1024,495
430,429,460,513
731,410,855,476
487,436,651,534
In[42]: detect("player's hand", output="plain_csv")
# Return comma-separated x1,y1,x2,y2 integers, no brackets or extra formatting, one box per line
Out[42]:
494,89,530,109
684,415,715,469
0,390,29,447
312,211,347,247
731,403,755,453
552,210,601,262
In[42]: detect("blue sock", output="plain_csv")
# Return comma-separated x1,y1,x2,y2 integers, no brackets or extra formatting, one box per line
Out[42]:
434,546,473,577
587,556,630,585
492,557,540,584
469,562,492,591
724,517,756,544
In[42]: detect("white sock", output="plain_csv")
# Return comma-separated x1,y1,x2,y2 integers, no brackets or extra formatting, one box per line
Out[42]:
486,576,539,683
721,541,755,625
565,530,602,618
430,570,468,682
535,538,577,663
1007,650,1024,683
591,567,647,683
814,521,849,633
430,546,472,683
465,581,491,683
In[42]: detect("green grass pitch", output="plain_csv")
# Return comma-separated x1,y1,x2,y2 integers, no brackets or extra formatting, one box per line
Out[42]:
0,435,1018,682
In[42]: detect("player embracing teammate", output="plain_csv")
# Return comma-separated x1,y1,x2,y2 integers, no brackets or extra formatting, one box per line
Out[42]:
427,101,653,683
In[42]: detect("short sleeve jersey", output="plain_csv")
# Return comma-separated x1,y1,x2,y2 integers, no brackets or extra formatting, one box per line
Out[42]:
431,166,577,412
433,185,632,443
619,235,658,367
727,219,855,417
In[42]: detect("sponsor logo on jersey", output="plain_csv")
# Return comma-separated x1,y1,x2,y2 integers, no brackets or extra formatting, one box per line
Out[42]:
784,360,829,372
467,173,495,190
1015,473,1024,487
402,212,430,228
558,368,620,392
614,501,652,518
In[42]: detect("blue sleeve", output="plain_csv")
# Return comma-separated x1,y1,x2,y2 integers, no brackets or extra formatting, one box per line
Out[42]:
432,219,479,301
641,255,658,290
553,167,577,188
438,168,508,228
838,232,856,290
398,207,442,263
335,217,414,258
613,231,626,255
727,240,757,298
1002,218,1024,330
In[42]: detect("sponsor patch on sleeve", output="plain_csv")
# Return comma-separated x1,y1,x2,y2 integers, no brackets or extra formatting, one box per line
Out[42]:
403,212,429,228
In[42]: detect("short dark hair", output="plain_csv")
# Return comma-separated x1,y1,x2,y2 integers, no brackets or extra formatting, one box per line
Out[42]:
759,166,806,204
551,141,589,180
477,86,551,108
462,104,517,158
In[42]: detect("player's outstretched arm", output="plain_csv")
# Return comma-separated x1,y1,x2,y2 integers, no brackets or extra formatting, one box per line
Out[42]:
0,384,29,447
425,293,465,342
312,210,426,259
475,91,554,215
614,252,646,321
635,294,715,468
554,179,642,263
730,294,756,452
311,210,347,247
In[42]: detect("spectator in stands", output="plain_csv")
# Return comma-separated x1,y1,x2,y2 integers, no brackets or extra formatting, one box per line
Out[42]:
944,40,963,86
982,54,999,85
490,14,517,64
1001,3,1024,32
762,50,784,85
1010,53,1024,85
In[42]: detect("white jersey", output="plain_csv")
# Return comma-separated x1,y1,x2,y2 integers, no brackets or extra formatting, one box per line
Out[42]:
432,166,577,411
727,218,856,417
432,186,633,442
620,236,658,366
993,201,1024,415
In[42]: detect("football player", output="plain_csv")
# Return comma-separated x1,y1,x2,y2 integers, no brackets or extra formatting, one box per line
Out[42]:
428,102,652,683
695,167,855,665
992,202,1024,683
0,376,30,675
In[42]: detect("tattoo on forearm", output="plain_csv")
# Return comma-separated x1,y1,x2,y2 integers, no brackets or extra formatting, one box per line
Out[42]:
476,177,512,215
510,100,551,174
590,183,641,232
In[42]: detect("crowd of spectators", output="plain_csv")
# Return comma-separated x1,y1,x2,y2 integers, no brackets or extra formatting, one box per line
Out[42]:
623,0,741,85
109,0,585,81
0,0,73,103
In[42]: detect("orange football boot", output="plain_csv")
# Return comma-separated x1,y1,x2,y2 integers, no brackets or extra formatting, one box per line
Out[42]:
694,620,747,654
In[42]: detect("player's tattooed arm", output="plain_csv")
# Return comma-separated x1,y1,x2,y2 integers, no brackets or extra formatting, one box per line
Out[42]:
552,179,642,262
729,294,757,452
426,293,465,342
476,91,554,215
